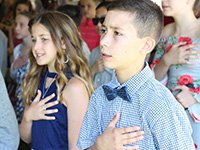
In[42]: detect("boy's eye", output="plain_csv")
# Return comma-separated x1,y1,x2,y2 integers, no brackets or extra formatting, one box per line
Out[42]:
114,31,122,36
101,29,107,34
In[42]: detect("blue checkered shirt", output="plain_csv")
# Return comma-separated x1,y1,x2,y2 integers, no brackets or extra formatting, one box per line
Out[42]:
77,63,195,150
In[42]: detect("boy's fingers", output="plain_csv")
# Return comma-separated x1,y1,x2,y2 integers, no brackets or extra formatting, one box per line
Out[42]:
121,131,145,140
107,112,120,127
119,126,141,134
121,145,139,150
122,135,144,145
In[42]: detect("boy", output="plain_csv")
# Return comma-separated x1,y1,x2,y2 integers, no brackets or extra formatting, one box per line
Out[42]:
89,1,115,89
77,0,195,149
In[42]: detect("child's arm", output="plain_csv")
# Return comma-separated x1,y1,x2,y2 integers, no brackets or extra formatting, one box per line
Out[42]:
87,112,144,150
62,77,89,150
154,42,200,81
19,90,58,144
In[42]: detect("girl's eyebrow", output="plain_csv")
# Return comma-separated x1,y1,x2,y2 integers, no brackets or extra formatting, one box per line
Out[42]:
31,34,50,38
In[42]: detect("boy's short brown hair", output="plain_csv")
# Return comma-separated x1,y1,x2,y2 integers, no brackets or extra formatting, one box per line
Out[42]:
107,0,163,44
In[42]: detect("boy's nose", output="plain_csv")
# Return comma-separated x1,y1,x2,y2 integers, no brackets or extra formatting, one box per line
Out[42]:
100,33,110,48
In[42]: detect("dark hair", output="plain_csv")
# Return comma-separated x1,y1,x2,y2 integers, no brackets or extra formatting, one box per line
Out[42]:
13,0,33,18
194,0,200,11
194,0,200,7
96,1,112,10
17,11,34,20
57,5,82,27
107,0,163,44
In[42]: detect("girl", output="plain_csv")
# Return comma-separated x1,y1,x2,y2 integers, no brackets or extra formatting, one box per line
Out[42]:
79,0,101,52
19,11,94,149
10,11,33,122
151,0,200,149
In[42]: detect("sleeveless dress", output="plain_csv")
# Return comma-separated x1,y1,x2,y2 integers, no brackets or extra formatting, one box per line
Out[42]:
32,70,73,150
151,37,200,150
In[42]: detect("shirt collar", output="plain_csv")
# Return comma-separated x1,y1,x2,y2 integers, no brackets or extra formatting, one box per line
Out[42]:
109,62,153,94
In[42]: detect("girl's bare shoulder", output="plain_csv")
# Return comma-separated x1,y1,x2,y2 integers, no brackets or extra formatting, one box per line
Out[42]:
161,23,175,38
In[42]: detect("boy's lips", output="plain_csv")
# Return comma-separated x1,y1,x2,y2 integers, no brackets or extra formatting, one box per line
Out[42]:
162,5,169,10
101,52,112,59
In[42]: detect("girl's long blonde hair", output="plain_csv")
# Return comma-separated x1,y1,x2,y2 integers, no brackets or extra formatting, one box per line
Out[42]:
21,11,94,105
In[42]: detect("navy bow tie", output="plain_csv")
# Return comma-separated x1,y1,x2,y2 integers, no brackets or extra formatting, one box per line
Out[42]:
102,85,131,102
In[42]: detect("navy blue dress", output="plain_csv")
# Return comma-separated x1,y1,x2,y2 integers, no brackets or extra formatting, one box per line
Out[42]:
32,70,73,150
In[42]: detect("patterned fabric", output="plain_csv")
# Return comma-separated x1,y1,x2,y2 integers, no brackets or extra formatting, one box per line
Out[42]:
79,17,100,52
102,85,131,102
77,63,195,150
10,44,30,121
152,36,200,150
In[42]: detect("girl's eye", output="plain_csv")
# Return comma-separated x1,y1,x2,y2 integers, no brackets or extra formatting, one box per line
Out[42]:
42,38,48,42
114,31,122,36
32,39,36,43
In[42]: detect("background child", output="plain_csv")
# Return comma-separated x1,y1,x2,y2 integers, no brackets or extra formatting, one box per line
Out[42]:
89,1,115,89
10,11,33,122
56,4,91,61
151,0,200,149
19,11,94,149
77,0,195,149
79,0,101,52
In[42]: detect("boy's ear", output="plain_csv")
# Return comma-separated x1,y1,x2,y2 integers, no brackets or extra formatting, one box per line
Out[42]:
140,37,155,54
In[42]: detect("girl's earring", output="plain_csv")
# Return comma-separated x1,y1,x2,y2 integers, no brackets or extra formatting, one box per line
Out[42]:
63,55,69,64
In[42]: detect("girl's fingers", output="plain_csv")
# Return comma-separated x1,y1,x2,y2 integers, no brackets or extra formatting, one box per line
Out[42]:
43,100,58,109
42,115,56,120
33,90,42,102
41,93,56,104
43,109,58,115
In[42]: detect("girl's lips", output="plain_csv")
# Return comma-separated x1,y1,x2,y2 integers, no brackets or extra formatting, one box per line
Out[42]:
36,53,44,59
